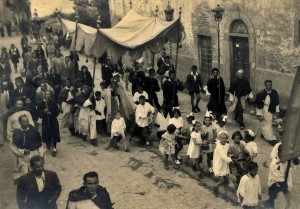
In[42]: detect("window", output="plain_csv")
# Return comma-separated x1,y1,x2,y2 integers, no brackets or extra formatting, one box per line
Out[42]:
198,35,212,73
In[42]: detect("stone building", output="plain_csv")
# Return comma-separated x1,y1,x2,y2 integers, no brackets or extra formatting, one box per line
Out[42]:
109,0,300,107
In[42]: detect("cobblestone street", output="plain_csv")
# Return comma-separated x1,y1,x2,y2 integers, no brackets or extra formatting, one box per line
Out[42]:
0,36,299,209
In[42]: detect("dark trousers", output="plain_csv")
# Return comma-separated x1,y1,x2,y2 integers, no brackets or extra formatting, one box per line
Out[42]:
235,98,244,127
207,152,213,168
174,138,183,159
149,93,160,111
265,182,288,209
109,135,122,148
243,206,256,209
0,28,4,37
129,125,150,144
96,119,107,134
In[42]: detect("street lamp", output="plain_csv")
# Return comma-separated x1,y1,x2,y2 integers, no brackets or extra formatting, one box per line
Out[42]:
211,4,224,102
164,1,175,63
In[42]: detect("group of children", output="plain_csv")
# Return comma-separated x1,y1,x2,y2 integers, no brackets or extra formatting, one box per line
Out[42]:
154,107,261,208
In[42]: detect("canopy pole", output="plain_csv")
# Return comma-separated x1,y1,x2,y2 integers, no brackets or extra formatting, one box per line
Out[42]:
152,5,159,69
74,10,79,53
174,7,182,73
93,15,101,87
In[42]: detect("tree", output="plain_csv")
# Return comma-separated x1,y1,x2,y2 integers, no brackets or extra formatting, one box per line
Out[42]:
6,0,31,19
71,0,111,28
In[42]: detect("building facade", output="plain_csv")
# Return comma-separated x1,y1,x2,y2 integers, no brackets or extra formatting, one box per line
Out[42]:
109,0,300,107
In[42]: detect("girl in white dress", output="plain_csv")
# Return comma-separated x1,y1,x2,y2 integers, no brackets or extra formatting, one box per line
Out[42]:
187,121,206,179
168,108,184,165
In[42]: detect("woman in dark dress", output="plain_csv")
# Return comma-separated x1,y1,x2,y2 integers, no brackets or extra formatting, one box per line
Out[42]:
47,67,62,101
80,65,93,86
37,90,60,157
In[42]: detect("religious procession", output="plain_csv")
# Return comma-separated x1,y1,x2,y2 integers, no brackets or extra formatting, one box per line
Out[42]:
0,0,300,209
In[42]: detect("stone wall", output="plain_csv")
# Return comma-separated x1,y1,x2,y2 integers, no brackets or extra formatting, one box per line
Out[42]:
108,0,300,107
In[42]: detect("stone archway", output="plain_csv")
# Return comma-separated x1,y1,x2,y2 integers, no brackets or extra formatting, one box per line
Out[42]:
222,5,256,89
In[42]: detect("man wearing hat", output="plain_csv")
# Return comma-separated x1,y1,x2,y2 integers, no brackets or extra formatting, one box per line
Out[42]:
157,55,175,86
229,69,253,130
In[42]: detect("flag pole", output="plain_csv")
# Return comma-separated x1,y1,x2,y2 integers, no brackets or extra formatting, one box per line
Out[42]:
174,7,182,73
93,15,101,86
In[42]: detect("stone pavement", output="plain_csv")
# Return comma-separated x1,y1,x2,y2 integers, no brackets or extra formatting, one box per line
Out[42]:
0,35,299,209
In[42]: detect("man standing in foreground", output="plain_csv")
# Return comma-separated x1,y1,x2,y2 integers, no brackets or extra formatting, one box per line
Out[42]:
255,80,280,142
16,155,62,209
67,171,114,209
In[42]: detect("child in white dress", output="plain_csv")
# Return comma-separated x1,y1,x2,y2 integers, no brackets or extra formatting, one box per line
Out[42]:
159,124,179,170
187,121,206,179
213,130,232,197
168,108,184,164
244,129,258,161
201,111,217,174
155,105,170,139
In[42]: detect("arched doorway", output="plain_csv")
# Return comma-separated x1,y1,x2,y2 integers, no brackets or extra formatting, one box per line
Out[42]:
229,20,250,82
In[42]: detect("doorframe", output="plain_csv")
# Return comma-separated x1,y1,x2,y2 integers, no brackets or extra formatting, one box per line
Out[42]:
229,35,250,83
221,5,256,92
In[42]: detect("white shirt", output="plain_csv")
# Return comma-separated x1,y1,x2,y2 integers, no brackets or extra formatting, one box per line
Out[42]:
155,112,170,131
237,174,261,206
191,72,198,81
213,141,232,176
35,172,45,192
95,99,106,120
268,158,293,189
135,102,155,127
111,117,126,137
168,117,183,134
133,91,148,103
68,199,100,209
245,141,258,157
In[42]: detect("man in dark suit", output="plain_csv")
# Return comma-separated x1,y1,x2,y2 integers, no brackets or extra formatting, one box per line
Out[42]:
144,68,160,111
185,65,205,113
16,155,62,209
12,77,35,105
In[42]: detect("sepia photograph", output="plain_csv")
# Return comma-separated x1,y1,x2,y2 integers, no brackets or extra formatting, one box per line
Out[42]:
0,0,300,208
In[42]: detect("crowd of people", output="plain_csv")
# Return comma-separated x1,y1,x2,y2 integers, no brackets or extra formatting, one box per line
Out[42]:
0,32,299,209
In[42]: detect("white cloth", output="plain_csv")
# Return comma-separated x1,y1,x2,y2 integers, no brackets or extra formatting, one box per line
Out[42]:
245,141,258,157
133,91,148,103
95,99,106,121
135,102,154,127
35,172,45,192
78,99,97,140
213,141,232,176
268,158,293,189
187,131,202,158
168,117,183,130
256,94,278,141
67,199,100,209
111,117,126,137
155,112,170,131
237,174,261,206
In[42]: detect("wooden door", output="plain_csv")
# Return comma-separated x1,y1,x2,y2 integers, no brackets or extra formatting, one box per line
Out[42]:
231,37,250,82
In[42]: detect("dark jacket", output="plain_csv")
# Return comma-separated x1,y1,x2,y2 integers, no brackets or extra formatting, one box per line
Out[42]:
12,125,42,151
0,62,11,77
185,73,203,93
144,76,160,96
12,86,35,105
9,48,20,63
255,89,280,114
162,78,179,104
67,186,114,209
229,77,252,98
17,170,62,209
